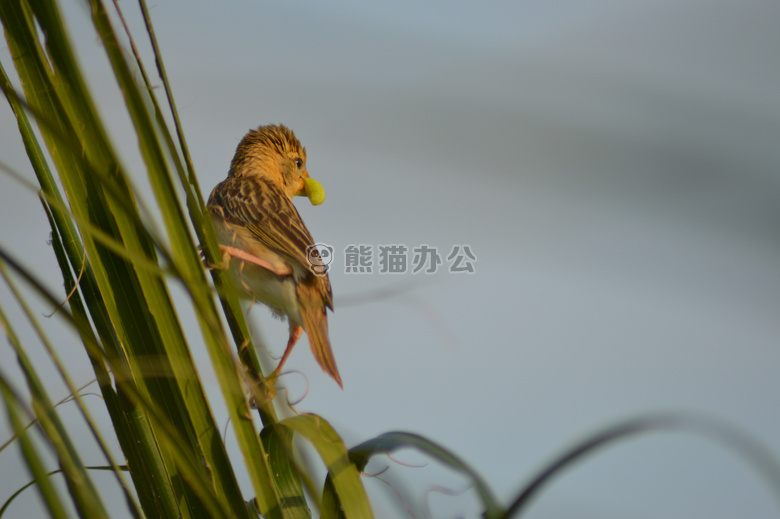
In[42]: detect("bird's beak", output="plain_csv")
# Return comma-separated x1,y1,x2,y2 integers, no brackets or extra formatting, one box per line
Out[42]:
295,171,326,206
294,169,310,195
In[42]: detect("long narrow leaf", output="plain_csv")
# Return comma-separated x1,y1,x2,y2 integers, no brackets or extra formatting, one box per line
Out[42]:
281,414,373,519
0,376,69,519
503,412,780,517
0,265,110,518
345,431,503,518
0,248,234,519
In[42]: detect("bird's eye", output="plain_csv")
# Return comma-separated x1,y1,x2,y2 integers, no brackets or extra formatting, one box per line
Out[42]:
294,158,303,168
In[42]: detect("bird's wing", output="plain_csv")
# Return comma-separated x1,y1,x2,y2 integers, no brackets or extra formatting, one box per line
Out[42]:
211,176,333,308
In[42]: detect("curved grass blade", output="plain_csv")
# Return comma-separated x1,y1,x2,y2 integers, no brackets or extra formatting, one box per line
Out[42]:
503,412,780,517
280,414,373,519
345,431,503,519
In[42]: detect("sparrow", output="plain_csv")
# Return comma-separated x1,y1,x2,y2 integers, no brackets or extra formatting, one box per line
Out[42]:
206,124,341,387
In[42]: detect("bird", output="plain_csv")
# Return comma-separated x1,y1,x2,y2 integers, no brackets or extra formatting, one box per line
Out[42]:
206,124,341,388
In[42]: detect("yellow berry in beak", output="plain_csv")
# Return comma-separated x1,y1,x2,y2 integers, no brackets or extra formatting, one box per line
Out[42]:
302,177,325,206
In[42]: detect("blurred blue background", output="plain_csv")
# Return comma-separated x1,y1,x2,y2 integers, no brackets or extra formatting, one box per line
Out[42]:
2,1,780,517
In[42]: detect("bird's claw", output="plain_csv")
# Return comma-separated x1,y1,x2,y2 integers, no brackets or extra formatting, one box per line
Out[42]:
199,245,230,270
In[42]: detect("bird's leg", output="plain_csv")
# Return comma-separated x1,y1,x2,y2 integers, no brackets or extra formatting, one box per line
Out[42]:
206,244,294,277
201,244,233,270
269,325,303,382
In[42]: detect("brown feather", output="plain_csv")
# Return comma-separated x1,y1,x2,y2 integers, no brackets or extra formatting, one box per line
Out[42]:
297,279,342,387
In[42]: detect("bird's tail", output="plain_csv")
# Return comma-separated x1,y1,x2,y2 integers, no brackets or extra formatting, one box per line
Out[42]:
297,281,342,388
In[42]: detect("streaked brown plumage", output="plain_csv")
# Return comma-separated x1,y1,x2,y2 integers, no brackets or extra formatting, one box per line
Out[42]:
207,124,341,387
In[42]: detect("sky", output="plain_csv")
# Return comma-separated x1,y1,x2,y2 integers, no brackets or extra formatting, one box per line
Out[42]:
2,1,780,517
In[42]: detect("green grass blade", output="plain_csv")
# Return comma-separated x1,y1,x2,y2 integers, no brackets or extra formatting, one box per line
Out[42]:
4,1,242,515
0,376,69,519
90,2,287,514
260,424,313,519
0,247,238,518
119,1,280,432
503,412,780,518
280,414,373,519
346,431,503,518
0,6,187,510
0,268,110,518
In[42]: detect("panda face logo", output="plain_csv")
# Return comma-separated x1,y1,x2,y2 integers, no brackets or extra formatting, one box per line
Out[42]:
305,243,334,276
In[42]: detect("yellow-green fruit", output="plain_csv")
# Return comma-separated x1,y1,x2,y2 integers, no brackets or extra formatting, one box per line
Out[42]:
304,177,326,205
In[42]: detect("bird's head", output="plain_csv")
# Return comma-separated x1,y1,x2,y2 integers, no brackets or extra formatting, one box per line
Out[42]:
228,124,314,200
